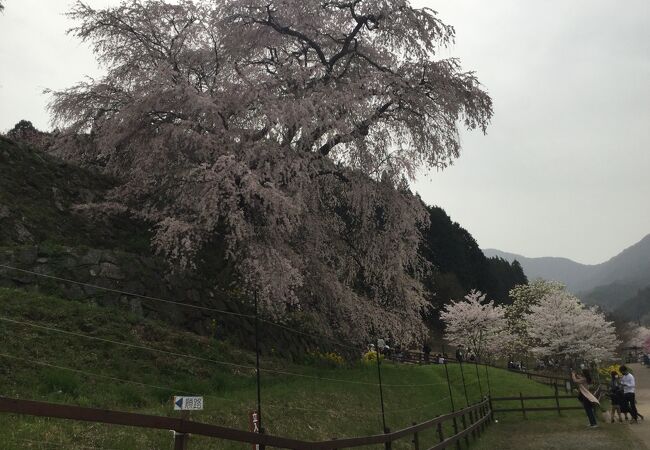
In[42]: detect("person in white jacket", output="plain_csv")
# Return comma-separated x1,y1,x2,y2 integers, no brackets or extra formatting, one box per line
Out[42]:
620,365,641,423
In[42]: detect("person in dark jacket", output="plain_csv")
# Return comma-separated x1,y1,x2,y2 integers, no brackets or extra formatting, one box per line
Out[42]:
608,371,625,423
455,346,464,363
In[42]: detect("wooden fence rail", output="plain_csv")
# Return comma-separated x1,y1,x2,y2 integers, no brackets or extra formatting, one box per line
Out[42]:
0,396,492,449
491,392,583,418
387,353,573,390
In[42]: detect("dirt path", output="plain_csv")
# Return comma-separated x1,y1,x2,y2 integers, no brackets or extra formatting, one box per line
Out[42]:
472,364,650,449
626,363,650,446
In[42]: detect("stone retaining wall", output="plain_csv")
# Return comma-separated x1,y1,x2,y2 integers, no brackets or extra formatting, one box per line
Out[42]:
0,245,322,359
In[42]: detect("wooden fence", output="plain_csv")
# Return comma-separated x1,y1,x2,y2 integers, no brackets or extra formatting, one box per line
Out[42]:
513,370,571,388
0,395,491,450
388,352,573,391
491,386,583,418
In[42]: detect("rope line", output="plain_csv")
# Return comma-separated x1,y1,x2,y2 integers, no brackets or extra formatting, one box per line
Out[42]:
0,352,204,397
0,263,363,352
0,316,444,387
8,437,114,450
0,352,443,418
386,394,452,413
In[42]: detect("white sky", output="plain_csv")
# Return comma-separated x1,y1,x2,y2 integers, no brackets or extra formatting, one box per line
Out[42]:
1,0,649,264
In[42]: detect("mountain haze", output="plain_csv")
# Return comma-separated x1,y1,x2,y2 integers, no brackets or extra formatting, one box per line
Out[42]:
483,234,650,310
481,249,592,292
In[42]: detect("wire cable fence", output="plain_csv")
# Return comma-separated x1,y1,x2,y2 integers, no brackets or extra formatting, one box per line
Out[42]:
0,265,507,449
0,263,364,353
0,307,484,433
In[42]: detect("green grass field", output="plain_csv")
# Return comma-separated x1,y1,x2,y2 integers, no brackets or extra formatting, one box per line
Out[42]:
0,287,637,449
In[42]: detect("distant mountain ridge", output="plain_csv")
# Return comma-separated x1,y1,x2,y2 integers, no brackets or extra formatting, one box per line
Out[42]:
481,249,593,292
483,234,650,310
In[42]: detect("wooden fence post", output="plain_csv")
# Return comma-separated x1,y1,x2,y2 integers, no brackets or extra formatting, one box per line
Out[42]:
483,403,490,431
469,408,476,440
461,413,469,447
483,403,490,430
173,431,188,450
174,410,189,450
436,422,444,443
412,422,420,450
554,382,561,416
519,392,527,420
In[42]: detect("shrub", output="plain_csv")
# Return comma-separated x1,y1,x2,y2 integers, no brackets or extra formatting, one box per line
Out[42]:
303,350,345,368
599,363,621,377
361,350,384,364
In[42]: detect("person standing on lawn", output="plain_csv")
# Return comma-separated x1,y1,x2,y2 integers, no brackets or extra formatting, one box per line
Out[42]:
572,368,600,427
620,365,641,423
608,371,625,422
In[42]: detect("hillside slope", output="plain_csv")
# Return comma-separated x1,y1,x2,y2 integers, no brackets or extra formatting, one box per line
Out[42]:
614,286,650,325
1,135,527,336
0,287,577,449
0,136,150,251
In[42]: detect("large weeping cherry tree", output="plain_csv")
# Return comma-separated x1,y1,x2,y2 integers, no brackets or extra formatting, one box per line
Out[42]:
48,0,493,344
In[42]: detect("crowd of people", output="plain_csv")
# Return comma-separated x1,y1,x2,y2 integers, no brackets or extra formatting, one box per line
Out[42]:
572,364,645,428
607,365,644,424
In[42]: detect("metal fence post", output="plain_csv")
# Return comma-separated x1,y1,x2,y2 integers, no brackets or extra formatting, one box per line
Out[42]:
554,382,561,416
459,362,470,407
519,392,527,420
436,421,444,443
384,427,391,450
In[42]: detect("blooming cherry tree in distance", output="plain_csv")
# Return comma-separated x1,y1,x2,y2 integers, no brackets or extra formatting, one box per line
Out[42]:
504,280,566,355
525,291,619,363
441,290,505,360
47,0,493,344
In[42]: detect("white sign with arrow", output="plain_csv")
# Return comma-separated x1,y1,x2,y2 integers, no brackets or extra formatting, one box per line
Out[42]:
173,396,204,411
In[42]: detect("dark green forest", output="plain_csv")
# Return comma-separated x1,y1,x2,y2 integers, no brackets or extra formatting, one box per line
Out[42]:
419,204,527,314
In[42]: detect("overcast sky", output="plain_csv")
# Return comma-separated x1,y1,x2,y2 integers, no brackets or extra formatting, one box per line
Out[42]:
1,0,648,264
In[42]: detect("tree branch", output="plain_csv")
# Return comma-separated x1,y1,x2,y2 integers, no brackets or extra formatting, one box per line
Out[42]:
318,101,394,156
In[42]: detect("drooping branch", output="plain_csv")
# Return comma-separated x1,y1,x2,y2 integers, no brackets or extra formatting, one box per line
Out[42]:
318,101,394,155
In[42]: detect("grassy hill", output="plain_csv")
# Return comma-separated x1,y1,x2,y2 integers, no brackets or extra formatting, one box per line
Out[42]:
1,286,584,450
0,136,150,252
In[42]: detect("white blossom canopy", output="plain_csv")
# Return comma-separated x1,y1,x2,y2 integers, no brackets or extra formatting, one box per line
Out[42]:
48,0,493,344
525,291,619,362
440,290,505,359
